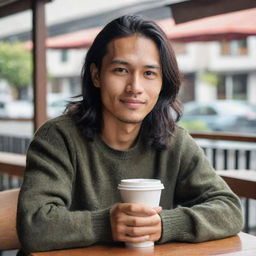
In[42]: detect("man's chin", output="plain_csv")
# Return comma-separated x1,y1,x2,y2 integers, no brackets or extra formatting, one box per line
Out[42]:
117,117,143,125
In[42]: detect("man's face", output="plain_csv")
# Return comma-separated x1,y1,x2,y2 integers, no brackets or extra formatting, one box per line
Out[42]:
91,35,162,126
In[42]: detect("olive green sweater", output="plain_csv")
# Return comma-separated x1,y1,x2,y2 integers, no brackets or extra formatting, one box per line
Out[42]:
17,115,243,253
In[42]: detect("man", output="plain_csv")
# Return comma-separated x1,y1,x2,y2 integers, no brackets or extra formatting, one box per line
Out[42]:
17,15,243,254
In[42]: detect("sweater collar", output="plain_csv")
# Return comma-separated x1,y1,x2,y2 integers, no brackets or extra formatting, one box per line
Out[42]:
94,133,145,160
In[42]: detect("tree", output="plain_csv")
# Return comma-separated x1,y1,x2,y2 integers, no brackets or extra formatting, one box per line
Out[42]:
0,41,32,99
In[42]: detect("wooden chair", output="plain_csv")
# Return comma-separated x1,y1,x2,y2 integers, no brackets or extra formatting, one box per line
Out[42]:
217,170,256,233
0,188,21,251
216,170,256,200
0,152,26,177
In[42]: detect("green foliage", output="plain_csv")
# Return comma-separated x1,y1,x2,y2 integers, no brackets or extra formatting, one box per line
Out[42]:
0,41,32,89
200,72,218,86
179,120,209,131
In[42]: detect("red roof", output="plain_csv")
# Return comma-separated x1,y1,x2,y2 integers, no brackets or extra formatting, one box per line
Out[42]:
160,7,256,42
47,26,101,49
25,8,256,49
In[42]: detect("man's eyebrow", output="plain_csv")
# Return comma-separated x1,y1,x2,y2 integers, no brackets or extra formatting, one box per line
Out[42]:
144,64,161,69
110,59,129,66
110,59,161,69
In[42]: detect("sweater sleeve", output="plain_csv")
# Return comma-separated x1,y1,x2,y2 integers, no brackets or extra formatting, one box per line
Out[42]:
16,119,112,253
158,129,243,243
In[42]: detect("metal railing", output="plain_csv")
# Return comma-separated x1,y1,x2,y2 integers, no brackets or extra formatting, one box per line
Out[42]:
191,132,256,234
0,134,29,190
191,132,256,171
0,135,30,154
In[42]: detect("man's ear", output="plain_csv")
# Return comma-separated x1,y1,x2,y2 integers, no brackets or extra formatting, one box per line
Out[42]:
90,63,100,88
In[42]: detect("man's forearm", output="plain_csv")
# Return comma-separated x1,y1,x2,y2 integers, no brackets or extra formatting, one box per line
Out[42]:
17,203,112,252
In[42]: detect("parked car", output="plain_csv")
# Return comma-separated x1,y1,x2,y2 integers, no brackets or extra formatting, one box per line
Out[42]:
181,100,256,134
0,101,8,117
47,94,69,118
3,94,70,119
5,100,33,118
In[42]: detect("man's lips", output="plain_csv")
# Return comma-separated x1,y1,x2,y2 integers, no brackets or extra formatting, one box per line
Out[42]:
120,99,145,107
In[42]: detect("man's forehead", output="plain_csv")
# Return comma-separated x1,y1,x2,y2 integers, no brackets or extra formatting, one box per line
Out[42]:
106,36,136,53
110,34,157,49
104,35,161,64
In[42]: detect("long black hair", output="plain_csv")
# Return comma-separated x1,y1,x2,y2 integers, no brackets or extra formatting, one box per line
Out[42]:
67,15,182,150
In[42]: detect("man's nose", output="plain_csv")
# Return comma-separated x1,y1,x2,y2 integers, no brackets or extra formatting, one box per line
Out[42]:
126,74,143,94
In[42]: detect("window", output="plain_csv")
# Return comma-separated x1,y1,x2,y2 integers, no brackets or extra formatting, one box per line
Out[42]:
233,74,247,100
188,107,217,116
0,102,5,109
51,78,62,93
69,77,81,95
60,50,68,62
179,73,195,103
203,107,217,115
220,39,248,56
217,75,226,99
217,74,247,100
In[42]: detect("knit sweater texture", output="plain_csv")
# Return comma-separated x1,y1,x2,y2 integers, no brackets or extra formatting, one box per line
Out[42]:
16,115,243,253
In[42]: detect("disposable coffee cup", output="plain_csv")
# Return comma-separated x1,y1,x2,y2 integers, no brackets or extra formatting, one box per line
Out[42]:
118,179,164,248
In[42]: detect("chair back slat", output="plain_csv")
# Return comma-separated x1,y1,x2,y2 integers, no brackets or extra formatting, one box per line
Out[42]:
0,188,21,250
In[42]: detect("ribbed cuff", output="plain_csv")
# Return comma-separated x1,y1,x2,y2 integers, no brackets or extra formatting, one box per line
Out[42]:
157,208,194,244
91,208,113,243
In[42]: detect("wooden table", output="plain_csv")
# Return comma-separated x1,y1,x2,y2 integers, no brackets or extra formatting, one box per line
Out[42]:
30,232,256,256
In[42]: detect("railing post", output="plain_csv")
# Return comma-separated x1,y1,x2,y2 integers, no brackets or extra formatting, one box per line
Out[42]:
32,0,48,131
235,150,239,169
244,151,252,233
223,149,228,170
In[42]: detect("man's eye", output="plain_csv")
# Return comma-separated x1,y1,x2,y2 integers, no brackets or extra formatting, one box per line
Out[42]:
114,67,127,73
145,71,156,77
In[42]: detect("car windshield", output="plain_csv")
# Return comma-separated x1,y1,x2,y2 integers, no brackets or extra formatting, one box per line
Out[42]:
180,100,256,133
214,101,256,115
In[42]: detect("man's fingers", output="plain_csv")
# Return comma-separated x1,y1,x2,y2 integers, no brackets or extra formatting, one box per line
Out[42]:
125,214,161,227
126,225,161,237
110,203,162,243
153,206,162,213
121,203,159,216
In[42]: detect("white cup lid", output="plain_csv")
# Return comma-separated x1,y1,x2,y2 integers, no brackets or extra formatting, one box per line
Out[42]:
118,179,164,190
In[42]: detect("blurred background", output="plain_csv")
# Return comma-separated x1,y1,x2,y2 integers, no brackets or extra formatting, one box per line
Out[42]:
0,0,256,137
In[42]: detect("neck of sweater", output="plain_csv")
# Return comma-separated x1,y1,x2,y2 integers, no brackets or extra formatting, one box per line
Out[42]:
94,133,144,160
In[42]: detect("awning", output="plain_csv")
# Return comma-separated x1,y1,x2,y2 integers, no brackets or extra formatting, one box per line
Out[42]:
161,7,256,42
25,8,256,49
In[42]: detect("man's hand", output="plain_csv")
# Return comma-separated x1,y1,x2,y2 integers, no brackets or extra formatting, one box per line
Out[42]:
110,203,162,243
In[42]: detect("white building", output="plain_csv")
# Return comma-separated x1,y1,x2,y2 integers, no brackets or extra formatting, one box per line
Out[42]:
172,36,256,105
